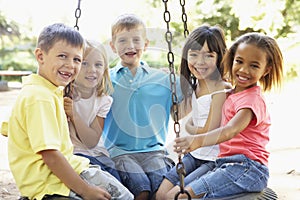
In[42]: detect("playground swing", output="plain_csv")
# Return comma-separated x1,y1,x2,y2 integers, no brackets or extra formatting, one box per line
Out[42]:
19,1,278,199
161,0,278,200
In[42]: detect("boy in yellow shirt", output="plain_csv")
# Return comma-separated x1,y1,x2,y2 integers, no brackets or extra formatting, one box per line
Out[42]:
7,23,133,200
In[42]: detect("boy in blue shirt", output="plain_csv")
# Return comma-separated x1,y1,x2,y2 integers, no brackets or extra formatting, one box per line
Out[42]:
103,13,182,200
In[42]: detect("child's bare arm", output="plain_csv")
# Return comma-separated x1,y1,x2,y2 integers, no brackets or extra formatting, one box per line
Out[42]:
174,108,253,154
40,149,111,200
64,97,102,148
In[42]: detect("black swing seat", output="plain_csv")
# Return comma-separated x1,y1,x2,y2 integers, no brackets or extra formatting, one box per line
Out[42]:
19,194,77,200
196,187,278,200
19,187,278,200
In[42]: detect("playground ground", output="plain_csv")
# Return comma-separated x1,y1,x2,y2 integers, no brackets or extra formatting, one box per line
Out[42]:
0,79,300,199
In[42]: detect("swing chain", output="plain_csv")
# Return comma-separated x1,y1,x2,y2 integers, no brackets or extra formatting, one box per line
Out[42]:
64,0,82,98
179,0,189,38
74,0,82,31
162,1,191,199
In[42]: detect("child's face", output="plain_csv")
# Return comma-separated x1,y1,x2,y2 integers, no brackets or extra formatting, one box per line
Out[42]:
187,41,218,80
232,43,271,92
75,49,105,90
36,40,83,87
110,27,149,69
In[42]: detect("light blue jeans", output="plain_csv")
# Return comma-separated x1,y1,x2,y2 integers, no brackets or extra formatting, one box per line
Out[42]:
112,151,174,198
164,153,215,186
188,154,269,199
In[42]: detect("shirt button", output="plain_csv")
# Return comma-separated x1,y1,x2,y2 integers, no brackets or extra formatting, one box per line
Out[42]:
129,79,133,83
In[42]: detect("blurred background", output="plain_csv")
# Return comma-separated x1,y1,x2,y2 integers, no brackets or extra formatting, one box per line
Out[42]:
0,0,299,82
0,1,299,198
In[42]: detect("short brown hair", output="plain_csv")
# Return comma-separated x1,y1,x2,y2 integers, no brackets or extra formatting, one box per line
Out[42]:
111,14,147,41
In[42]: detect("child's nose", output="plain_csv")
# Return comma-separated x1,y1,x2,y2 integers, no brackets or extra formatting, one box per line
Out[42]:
127,40,135,48
239,65,249,73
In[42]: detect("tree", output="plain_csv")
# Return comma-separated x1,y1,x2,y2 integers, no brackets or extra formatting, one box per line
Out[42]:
150,0,300,40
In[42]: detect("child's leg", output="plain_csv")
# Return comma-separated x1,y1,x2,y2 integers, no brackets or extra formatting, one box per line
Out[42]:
71,165,134,200
159,160,215,200
112,154,152,198
94,155,121,182
184,160,215,185
187,154,269,199
75,153,121,182
155,178,174,200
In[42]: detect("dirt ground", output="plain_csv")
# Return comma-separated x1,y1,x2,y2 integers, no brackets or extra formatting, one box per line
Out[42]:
1,79,300,199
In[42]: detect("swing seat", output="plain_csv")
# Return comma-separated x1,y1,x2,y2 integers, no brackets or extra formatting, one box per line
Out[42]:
208,187,278,200
19,194,77,200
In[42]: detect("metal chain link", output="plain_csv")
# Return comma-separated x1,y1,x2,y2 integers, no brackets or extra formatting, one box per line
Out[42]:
64,0,82,98
162,0,190,199
74,0,82,31
179,0,189,38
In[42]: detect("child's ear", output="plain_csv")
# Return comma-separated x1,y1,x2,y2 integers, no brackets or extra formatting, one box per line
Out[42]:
109,41,117,53
35,48,44,63
143,39,149,51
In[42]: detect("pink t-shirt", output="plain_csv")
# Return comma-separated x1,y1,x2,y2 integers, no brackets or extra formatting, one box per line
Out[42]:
219,86,270,166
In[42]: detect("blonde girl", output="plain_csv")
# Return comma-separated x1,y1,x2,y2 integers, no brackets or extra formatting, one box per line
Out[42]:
64,40,121,181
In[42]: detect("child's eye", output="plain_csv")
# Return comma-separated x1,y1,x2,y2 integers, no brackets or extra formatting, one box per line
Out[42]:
205,53,215,58
74,57,82,64
251,64,259,68
58,54,67,59
134,38,141,43
118,39,126,43
234,59,242,64
82,61,88,67
95,63,104,68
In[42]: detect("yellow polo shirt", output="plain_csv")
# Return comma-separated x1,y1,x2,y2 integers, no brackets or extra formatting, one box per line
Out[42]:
8,74,89,200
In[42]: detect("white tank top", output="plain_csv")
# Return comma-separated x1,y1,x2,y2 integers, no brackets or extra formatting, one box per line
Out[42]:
190,89,232,161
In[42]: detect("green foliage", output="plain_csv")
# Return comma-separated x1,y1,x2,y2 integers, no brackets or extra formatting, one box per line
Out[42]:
0,11,36,81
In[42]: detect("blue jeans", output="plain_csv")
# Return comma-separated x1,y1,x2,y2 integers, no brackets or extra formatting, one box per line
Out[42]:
112,151,174,198
188,154,269,199
164,153,215,186
75,153,121,182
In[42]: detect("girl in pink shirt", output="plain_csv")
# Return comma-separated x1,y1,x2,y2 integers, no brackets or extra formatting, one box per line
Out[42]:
172,32,283,199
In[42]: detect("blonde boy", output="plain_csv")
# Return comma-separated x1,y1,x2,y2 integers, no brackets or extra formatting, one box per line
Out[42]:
103,14,182,200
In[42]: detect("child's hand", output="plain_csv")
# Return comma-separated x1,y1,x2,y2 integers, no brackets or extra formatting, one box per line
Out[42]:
185,118,198,135
81,184,111,200
64,97,73,121
173,135,196,155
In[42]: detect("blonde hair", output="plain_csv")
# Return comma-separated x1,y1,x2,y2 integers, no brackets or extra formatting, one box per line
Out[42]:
111,13,147,41
84,40,114,96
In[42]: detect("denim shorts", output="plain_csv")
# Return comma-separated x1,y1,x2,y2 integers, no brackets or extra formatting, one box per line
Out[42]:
188,154,269,199
112,151,174,197
69,165,134,200
75,153,121,182
164,153,215,186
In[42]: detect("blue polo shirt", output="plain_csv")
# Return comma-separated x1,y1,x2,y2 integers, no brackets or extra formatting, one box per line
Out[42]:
103,61,182,158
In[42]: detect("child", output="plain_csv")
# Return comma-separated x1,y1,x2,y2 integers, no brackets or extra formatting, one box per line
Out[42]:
102,13,182,200
7,23,133,200
156,24,232,200
64,39,121,181
171,32,284,199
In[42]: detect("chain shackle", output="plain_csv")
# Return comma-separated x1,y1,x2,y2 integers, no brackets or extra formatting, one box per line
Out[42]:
74,0,82,31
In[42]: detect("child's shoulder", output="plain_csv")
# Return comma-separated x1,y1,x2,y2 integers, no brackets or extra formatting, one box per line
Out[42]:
216,80,232,91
